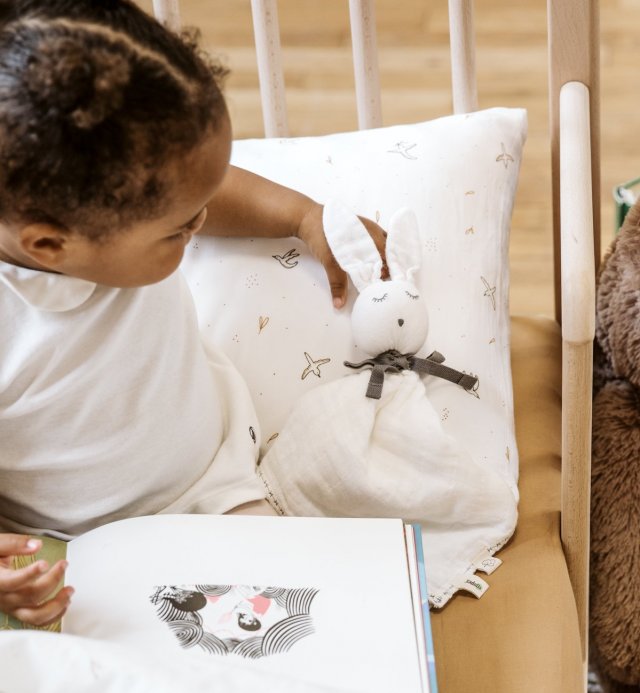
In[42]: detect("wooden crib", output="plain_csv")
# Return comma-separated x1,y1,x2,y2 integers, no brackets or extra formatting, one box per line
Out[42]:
149,1,598,691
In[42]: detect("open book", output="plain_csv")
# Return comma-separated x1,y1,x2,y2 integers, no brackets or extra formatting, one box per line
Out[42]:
1,514,437,693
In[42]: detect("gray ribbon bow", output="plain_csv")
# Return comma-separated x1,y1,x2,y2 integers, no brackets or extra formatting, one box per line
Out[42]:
344,349,479,400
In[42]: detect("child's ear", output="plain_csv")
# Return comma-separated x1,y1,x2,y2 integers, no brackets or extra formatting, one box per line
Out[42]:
18,223,72,268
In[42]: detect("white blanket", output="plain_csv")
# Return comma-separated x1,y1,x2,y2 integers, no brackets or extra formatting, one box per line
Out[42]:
0,631,350,693
259,369,518,606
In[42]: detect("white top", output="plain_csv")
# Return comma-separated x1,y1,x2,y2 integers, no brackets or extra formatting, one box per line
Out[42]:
0,263,265,539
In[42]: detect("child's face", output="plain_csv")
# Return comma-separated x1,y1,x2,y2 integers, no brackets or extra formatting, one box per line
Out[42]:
4,118,232,288
77,119,232,287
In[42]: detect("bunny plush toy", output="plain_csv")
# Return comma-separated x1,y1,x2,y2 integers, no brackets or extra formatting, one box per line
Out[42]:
258,200,519,606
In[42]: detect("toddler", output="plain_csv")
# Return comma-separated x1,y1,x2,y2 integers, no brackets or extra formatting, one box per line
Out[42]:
0,0,384,628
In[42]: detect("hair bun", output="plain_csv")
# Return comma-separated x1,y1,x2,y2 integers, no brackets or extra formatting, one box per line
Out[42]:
24,27,131,130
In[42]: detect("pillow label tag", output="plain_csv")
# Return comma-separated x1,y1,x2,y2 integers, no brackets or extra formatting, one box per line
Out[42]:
475,556,502,575
459,575,490,598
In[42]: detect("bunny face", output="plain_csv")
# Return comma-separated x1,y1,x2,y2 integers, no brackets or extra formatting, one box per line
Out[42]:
323,200,429,357
353,280,428,355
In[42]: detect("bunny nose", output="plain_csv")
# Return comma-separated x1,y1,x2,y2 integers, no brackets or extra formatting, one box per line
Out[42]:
398,319,405,327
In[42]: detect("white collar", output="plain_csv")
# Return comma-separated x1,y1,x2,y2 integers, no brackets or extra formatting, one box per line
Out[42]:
0,261,97,312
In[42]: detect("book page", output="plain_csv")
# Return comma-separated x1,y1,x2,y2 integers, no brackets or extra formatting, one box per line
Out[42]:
64,514,423,693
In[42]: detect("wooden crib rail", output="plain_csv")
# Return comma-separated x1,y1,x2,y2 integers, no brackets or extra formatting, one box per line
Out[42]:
250,0,289,137
348,0,383,129
247,0,386,134
549,4,599,677
548,0,600,319
151,0,180,32
150,0,476,130
447,0,478,114
559,81,595,679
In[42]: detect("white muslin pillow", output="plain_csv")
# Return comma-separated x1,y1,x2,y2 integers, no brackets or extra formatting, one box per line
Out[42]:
182,108,526,504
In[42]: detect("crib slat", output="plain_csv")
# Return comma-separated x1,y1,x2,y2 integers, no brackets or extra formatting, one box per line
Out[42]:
349,0,383,130
152,0,181,32
250,0,289,138
448,0,478,114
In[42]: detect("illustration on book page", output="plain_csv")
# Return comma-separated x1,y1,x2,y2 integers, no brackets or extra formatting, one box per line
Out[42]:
149,584,318,659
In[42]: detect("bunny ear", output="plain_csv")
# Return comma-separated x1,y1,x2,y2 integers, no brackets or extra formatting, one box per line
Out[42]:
385,207,422,282
322,199,383,292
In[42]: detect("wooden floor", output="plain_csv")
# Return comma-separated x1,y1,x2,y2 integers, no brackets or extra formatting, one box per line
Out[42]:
140,0,631,317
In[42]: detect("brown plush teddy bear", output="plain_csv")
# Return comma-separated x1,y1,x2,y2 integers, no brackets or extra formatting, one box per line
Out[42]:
591,200,640,692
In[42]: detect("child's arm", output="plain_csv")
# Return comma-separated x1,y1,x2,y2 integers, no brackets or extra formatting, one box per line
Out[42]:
0,534,73,627
202,165,387,308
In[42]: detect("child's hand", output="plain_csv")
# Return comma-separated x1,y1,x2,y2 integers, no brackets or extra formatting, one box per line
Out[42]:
298,202,388,309
0,534,73,627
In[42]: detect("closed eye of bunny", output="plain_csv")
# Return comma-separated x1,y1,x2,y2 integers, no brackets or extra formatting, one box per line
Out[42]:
405,291,419,300
372,293,388,303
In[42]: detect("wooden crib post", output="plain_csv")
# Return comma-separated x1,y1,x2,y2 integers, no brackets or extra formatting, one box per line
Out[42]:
559,82,596,679
348,0,383,130
250,0,289,138
549,4,599,679
151,0,181,32
447,0,478,114
548,0,600,323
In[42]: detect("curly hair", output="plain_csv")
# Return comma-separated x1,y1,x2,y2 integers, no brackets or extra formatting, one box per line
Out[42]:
0,0,229,238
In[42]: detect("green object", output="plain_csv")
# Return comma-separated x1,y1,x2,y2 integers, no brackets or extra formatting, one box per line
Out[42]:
0,536,68,632
614,175,640,232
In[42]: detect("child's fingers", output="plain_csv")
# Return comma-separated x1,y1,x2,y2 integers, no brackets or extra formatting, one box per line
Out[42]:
0,558,51,592
0,557,66,596
324,259,349,309
0,534,41,559
300,204,388,306
10,586,74,628
324,216,389,307
357,217,389,279
357,216,387,253
2,560,68,609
